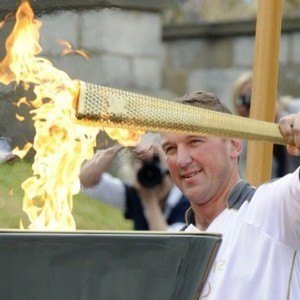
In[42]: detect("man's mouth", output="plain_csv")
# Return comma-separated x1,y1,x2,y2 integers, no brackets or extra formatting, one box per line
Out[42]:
181,170,202,179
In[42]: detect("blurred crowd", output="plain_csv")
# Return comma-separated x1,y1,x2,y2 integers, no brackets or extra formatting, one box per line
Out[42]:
231,71,300,178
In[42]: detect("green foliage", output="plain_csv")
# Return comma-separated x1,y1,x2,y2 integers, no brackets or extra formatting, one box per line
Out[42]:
0,160,132,230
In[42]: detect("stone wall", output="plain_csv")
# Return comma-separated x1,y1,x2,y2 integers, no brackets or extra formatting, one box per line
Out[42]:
162,18,300,110
39,8,162,91
0,1,167,148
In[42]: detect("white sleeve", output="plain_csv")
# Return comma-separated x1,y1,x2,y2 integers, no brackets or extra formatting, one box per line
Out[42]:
81,173,126,210
245,167,300,251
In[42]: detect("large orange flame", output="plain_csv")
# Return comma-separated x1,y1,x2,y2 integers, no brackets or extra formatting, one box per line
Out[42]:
0,1,99,230
0,1,143,230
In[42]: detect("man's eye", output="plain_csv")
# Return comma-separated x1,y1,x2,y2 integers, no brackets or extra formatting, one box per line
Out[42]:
191,139,202,144
164,146,175,154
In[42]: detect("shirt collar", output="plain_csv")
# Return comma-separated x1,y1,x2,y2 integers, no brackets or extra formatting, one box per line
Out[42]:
185,180,256,226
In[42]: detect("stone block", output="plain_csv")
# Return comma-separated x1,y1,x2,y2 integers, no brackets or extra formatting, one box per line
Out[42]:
279,34,290,65
166,40,206,68
81,9,161,57
206,38,233,68
52,54,131,88
233,37,254,67
163,68,188,96
291,32,300,64
39,12,80,56
187,68,247,110
132,57,161,90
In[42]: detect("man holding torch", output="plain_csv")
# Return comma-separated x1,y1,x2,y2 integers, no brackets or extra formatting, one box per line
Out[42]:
75,75,299,297
159,91,300,299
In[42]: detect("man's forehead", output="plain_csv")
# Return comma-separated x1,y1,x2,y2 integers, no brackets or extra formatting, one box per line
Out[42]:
160,134,232,145
161,133,203,143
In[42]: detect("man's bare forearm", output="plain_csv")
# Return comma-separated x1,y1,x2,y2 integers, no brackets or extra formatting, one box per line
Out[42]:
79,144,124,188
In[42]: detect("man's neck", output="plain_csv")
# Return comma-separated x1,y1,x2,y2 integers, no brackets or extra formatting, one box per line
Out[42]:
192,177,240,231
193,199,227,231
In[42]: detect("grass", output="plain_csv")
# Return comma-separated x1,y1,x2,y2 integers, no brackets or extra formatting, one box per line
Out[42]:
0,160,132,230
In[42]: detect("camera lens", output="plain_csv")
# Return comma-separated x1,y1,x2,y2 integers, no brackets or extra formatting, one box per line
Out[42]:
137,155,163,188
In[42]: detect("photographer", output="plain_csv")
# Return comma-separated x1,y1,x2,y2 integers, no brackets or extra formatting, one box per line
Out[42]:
79,142,190,231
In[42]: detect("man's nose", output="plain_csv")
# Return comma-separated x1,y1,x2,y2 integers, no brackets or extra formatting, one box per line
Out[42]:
176,146,192,168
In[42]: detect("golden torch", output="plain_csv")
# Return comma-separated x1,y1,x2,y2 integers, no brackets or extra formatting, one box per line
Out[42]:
74,81,287,145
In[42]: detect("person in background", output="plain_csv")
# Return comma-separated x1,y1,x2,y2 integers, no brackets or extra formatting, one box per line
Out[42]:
232,71,300,177
160,90,299,299
79,135,190,231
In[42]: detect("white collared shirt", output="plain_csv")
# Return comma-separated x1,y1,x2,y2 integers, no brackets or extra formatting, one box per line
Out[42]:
186,168,300,300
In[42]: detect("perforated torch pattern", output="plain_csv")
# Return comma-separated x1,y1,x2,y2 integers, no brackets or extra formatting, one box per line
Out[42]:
76,81,286,145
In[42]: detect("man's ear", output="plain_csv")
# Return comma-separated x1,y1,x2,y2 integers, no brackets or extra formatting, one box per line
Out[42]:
229,139,243,158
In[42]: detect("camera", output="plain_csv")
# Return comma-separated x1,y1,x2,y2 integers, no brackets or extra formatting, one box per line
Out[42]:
137,155,165,188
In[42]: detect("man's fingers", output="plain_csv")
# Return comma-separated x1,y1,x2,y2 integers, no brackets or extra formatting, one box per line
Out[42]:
279,114,296,144
134,144,159,160
287,145,300,156
279,112,300,155
293,113,300,148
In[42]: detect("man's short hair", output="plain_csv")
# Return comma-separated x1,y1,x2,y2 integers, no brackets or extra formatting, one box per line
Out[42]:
176,91,232,115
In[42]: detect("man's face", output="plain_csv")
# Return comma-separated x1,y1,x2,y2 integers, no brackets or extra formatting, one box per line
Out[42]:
161,133,240,205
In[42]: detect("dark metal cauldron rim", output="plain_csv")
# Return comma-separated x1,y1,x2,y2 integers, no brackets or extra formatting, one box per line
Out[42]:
0,229,222,238
0,228,221,300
